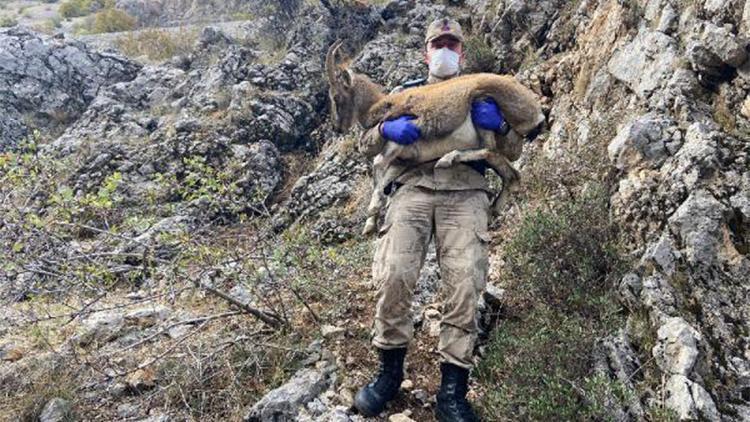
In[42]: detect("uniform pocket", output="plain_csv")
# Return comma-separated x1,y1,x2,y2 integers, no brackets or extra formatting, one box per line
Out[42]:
473,229,491,292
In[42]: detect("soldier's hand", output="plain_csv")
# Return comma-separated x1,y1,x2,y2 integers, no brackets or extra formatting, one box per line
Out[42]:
380,115,421,145
471,98,510,135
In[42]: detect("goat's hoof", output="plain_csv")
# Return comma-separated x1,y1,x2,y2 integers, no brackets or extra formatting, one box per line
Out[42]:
435,152,459,169
362,220,377,236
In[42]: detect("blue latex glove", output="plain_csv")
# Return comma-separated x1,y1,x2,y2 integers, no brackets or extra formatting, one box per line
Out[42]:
380,115,421,145
471,98,510,134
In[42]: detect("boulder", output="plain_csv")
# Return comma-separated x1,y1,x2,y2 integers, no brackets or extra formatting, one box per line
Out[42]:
607,29,680,99
125,305,172,327
652,317,701,376
607,113,678,170
0,27,140,151
668,190,724,269
640,232,680,276
39,398,72,422
73,312,126,346
700,23,748,68
244,368,332,422
664,374,720,421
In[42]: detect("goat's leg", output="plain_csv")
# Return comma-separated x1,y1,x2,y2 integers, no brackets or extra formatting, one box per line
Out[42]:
434,149,464,168
373,142,416,171
363,161,397,236
482,152,521,216
434,146,521,215
434,126,497,168
435,148,495,168
363,183,384,235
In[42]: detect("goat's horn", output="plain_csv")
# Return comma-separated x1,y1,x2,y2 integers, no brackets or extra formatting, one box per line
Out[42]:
325,39,344,88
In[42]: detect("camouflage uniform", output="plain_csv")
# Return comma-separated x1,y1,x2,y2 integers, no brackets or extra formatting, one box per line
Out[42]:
358,73,493,369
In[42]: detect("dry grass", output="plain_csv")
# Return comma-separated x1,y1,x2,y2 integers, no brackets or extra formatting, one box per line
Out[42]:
0,214,378,420
116,28,197,62
713,93,736,133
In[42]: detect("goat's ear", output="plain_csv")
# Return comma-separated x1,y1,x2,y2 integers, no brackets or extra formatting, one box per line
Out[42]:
339,69,353,88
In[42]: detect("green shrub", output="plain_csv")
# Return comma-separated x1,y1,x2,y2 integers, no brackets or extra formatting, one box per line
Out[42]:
505,186,622,315
116,28,196,61
34,16,63,34
59,0,94,18
59,0,115,19
476,185,628,420
88,8,136,33
464,34,496,73
0,16,17,27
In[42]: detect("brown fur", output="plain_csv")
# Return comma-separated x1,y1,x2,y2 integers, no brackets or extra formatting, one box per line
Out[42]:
325,40,545,235
365,73,544,136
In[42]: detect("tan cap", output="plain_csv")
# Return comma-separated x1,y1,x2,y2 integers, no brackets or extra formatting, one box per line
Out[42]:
424,18,464,45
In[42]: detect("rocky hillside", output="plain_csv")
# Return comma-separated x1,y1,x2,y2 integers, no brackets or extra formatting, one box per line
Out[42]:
1,0,749,421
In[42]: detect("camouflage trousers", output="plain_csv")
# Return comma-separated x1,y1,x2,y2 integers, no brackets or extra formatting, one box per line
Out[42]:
370,184,491,369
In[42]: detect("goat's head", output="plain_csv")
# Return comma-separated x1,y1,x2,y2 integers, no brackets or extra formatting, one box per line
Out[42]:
325,40,384,133
326,40,358,133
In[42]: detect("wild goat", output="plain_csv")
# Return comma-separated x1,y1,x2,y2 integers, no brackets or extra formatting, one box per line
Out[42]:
325,40,545,234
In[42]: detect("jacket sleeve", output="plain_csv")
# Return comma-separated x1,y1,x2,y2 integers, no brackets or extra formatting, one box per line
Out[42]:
358,124,386,159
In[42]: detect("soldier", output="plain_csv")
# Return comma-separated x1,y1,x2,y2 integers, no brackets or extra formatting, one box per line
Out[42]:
353,18,519,422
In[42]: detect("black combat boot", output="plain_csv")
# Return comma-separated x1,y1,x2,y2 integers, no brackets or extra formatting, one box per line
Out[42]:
435,362,481,422
353,347,406,417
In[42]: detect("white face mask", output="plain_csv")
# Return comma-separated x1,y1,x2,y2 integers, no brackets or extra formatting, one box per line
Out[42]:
428,47,460,78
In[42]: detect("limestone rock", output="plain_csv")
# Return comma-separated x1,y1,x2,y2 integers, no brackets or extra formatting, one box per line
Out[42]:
664,374,720,421
244,368,331,422
74,312,126,346
321,324,345,339
639,274,678,322
198,26,232,48
388,413,416,422
656,4,678,34
0,27,140,151
592,331,645,420
618,273,643,310
482,283,506,308
607,113,677,170
337,387,354,407
412,388,431,407
668,190,724,269
39,398,72,422
640,232,680,276
653,317,701,376
270,133,368,232
704,0,732,18
125,305,172,327
607,29,680,98
700,23,747,68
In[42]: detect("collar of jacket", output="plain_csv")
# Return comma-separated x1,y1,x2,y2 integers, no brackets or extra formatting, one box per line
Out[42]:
427,71,461,84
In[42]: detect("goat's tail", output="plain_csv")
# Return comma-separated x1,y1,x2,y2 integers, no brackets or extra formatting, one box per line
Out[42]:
470,74,545,136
